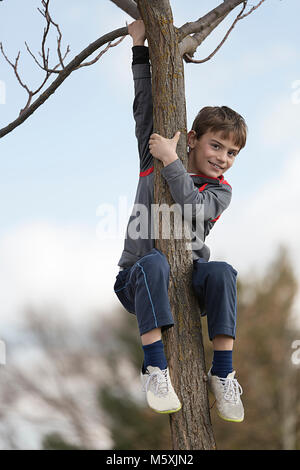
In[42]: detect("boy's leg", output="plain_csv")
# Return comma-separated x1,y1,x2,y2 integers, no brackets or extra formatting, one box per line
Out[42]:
192,258,237,347
192,259,244,422
116,248,181,414
212,334,234,379
114,248,174,339
192,259,237,376
141,327,161,345
212,334,233,350
193,260,236,378
130,248,174,336
114,249,172,366
141,327,168,372
132,250,170,372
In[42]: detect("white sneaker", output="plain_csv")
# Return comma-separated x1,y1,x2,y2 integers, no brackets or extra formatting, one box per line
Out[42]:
208,368,244,422
141,365,182,414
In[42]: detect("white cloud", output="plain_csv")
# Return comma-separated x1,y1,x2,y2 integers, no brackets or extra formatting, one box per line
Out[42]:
0,222,124,330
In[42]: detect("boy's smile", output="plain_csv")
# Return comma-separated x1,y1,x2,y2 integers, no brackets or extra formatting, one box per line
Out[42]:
187,130,240,178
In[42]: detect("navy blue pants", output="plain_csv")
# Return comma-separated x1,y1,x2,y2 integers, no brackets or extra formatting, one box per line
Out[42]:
114,248,237,340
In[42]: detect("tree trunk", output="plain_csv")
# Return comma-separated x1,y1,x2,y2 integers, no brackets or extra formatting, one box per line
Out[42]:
137,0,216,450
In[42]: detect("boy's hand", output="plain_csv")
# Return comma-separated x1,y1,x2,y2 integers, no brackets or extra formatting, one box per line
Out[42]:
128,19,146,46
149,131,180,167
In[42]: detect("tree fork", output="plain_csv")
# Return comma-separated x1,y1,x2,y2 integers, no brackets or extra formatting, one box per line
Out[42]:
137,0,216,450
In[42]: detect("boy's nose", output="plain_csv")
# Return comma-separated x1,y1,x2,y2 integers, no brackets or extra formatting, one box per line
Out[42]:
217,152,227,162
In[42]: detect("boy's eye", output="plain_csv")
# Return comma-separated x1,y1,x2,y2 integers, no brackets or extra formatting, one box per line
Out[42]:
211,143,237,157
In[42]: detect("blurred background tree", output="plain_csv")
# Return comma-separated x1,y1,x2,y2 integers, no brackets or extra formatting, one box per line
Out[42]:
0,245,299,450
204,245,300,449
99,245,300,450
98,313,172,450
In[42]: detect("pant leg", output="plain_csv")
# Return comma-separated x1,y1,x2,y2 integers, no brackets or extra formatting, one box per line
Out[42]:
114,248,174,336
192,258,238,341
114,266,136,314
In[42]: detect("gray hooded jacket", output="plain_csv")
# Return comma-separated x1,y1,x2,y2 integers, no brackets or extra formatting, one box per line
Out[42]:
117,47,232,270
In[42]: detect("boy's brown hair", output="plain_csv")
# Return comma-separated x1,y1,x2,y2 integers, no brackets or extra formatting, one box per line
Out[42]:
191,106,248,150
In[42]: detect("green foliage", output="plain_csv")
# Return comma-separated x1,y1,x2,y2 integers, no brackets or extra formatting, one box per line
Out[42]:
208,245,300,449
98,314,171,450
42,432,84,450
100,246,300,450
99,386,171,450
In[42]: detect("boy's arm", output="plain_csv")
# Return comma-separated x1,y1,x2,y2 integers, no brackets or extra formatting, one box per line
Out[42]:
147,131,231,223
132,46,153,172
160,159,232,223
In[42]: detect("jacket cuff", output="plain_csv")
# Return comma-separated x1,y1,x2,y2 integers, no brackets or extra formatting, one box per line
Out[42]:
132,46,149,65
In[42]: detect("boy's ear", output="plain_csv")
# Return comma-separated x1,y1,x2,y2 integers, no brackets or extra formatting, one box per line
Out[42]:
187,130,197,148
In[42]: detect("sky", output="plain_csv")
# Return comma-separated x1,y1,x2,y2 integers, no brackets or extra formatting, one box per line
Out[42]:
1,0,300,338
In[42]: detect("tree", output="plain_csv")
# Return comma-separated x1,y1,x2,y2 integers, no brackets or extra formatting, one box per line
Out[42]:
99,245,300,450
1,247,298,450
206,245,300,449
98,313,172,450
128,0,266,450
0,0,268,450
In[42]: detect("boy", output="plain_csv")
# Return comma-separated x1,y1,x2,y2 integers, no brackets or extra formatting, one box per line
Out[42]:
114,20,247,422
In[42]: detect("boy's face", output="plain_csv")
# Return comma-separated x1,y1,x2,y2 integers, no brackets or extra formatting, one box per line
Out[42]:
187,129,240,178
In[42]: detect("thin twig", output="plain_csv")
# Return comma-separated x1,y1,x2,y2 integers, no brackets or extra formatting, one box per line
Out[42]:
239,0,267,19
0,0,72,114
77,36,126,68
184,0,266,64
0,0,268,139
0,21,128,138
0,0,127,121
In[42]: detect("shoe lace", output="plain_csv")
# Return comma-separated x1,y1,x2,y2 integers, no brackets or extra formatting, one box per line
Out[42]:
145,368,169,397
219,376,243,404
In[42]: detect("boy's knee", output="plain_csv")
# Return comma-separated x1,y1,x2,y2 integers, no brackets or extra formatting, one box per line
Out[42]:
139,249,170,276
207,261,237,281
157,251,170,274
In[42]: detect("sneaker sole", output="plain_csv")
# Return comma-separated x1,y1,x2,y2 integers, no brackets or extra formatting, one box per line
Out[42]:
217,410,244,423
151,404,182,414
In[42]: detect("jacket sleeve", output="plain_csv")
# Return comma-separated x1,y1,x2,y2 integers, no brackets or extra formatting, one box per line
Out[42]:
160,158,232,224
132,46,153,172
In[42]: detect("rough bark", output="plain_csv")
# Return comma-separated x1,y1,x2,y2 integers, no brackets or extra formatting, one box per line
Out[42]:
137,0,216,450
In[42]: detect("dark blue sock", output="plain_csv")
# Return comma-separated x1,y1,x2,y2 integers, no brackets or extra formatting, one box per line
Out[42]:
211,350,233,378
142,339,167,373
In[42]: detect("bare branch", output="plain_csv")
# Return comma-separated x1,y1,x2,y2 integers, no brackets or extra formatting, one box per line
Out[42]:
24,40,69,74
179,0,267,63
239,0,267,19
37,0,71,70
0,0,73,114
0,45,31,94
184,2,247,64
78,35,126,68
0,0,268,139
0,0,129,139
37,1,52,69
109,0,140,19
177,0,246,43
